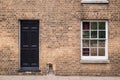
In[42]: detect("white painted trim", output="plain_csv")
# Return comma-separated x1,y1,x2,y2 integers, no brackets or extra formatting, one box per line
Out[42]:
80,60,110,63
81,0,109,3
106,21,108,60
80,21,83,60
81,20,108,60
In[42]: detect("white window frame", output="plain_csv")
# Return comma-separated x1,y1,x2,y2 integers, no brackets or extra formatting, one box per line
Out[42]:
81,0,109,3
81,20,108,60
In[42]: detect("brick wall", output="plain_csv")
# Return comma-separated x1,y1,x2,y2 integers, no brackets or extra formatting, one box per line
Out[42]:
0,0,120,76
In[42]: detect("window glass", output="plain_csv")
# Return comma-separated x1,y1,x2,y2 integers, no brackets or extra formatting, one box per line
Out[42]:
99,40,105,47
91,22,97,30
99,31,105,38
98,48,105,56
83,48,89,56
91,40,97,47
83,40,89,47
83,31,89,38
83,22,90,30
91,48,97,56
91,31,97,38
99,22,105,30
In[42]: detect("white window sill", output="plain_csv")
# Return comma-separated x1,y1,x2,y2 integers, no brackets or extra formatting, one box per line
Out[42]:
80,60,110,64
81,0,109,4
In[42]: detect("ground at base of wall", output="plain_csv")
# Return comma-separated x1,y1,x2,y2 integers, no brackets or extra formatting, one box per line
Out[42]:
0,75,120,80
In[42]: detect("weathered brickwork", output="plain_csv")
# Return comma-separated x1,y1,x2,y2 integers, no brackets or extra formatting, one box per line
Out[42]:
0,0,120,76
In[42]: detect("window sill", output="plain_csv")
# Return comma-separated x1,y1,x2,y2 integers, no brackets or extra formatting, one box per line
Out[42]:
81,0,109,4
80,60,110,64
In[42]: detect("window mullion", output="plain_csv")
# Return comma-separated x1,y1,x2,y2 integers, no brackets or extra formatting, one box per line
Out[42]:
89,22,91,56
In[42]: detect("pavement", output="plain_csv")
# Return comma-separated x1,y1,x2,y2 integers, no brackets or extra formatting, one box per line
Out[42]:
0,74,119,80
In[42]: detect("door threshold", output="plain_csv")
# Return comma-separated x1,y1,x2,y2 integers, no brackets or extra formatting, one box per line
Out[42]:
18,69,41,72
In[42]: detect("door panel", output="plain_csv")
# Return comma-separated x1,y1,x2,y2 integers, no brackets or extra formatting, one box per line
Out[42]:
20,20,39,70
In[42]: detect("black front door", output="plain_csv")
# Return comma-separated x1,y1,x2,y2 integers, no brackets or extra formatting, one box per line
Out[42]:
20,20,39,70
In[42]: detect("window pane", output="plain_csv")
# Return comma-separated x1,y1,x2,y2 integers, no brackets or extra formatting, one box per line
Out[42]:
91,48,97,56
83,40,89,47
91,22,97,30
99,31,105,38
83,48,89,56
91,31,97,38
98,48,105,56
83,22,90,30
99,40,105,47
99,22,105,30
83,31,89,38
91,40,97,47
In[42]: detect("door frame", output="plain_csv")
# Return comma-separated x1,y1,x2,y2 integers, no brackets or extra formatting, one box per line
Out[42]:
18,20,40,71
